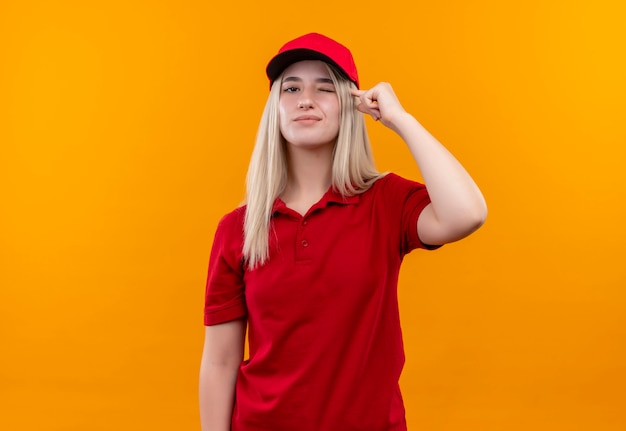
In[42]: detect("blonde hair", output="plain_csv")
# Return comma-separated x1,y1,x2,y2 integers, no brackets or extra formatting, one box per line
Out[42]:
243,64,380,268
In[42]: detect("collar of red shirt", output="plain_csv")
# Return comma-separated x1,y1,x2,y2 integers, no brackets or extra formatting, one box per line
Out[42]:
272,188,360,217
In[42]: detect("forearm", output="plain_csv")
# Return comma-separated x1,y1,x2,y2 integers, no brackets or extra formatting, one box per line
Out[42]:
390,112,487,238
199,360,239,431
199,320,245,431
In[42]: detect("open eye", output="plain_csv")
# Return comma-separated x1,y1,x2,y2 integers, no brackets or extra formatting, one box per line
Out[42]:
283,86,299,93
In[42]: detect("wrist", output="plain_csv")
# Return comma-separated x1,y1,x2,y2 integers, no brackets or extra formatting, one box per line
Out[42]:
387,111,418,135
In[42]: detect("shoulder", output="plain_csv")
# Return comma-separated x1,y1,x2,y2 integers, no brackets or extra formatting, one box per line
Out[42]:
217,205,246,230
370,174,436,252
368,172,426,195
212,205,246,248
209,206,246,266
366,172,431,221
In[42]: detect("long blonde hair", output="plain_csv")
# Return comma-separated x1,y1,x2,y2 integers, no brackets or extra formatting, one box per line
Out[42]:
243,64,380,268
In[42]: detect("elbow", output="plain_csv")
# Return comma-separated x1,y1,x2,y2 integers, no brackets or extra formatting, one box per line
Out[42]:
474,200,488,228
466,199,488,231
448,189,488,236
448,201,488,241
419,197,487,245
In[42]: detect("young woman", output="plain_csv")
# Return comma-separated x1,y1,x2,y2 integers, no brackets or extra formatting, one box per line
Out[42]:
200,33,487,431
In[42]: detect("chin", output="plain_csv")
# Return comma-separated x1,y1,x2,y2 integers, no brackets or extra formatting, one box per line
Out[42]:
288,139,335,149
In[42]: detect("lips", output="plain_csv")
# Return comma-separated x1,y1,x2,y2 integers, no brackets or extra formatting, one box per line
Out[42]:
294,115,321,122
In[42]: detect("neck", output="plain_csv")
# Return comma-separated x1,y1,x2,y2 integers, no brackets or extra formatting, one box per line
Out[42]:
281,144,334,214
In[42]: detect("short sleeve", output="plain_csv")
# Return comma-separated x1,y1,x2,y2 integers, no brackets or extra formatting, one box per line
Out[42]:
204,208,247,326
379,173,442,255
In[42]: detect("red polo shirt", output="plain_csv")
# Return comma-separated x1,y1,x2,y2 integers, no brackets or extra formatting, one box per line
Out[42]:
204,173,438,431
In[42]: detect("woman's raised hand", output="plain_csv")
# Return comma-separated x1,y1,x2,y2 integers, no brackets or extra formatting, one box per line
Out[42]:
350,83,408,131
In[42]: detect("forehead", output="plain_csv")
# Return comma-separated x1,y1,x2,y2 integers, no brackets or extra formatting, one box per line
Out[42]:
281,60,331,79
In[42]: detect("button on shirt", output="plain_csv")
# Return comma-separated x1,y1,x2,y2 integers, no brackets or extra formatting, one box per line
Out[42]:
204,173,439,431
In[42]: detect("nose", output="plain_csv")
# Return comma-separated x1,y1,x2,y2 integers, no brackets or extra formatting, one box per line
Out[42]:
297,87,314,109
297,99,312,109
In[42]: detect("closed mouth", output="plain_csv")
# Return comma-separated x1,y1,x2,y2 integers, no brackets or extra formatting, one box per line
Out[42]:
294,115,321,121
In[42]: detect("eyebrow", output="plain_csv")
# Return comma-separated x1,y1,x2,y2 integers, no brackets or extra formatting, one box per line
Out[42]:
282,77,335,85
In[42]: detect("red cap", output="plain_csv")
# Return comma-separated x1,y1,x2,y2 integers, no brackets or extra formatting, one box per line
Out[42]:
266,33,359,89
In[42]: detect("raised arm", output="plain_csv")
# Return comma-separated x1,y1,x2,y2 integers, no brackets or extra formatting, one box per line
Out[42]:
199,319,246,431
352,84,487,245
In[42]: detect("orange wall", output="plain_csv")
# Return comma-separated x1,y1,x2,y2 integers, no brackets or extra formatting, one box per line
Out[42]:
1,1,625,430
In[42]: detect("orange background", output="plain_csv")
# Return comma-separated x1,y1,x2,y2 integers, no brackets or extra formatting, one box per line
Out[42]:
1,1,625,430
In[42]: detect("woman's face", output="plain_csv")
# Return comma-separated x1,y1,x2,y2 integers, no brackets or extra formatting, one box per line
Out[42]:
278,60,340,150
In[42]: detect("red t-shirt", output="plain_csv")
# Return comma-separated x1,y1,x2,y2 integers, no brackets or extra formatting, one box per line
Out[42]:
204,173,438,431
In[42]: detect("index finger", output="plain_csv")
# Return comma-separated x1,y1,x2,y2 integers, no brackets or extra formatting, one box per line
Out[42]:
350,88,366,97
